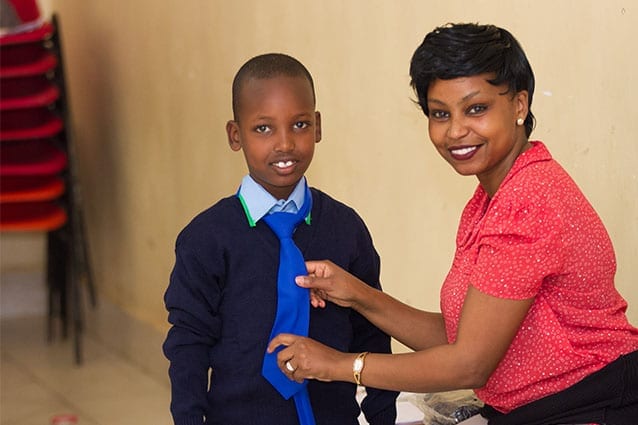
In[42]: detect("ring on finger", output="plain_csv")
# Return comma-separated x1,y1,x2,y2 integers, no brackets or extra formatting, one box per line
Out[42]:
285,360,295,372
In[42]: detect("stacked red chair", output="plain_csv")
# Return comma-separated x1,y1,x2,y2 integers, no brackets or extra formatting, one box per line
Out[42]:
1,1,94,364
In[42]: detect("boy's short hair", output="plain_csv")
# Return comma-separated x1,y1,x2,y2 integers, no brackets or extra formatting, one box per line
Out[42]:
409,23,536,137
231,53,316,120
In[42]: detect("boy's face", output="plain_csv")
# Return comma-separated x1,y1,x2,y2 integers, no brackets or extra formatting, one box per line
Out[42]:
227,75,321,200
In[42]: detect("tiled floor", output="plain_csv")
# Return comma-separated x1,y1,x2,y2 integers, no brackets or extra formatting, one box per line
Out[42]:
0,271,427,425
1,315,173,425
0,271,172,425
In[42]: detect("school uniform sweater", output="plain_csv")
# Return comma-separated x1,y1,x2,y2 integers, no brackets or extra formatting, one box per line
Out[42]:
163,187,398,425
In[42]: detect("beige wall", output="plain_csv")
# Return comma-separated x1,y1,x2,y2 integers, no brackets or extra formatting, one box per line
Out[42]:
11,1,634,336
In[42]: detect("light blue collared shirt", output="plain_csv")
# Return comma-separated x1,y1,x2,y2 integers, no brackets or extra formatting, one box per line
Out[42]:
237,175,307,227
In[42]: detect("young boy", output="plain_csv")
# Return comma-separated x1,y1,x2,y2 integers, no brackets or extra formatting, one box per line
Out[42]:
162,53,398,425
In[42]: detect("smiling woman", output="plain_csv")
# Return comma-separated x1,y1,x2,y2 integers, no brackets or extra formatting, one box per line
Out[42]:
266,23,638,425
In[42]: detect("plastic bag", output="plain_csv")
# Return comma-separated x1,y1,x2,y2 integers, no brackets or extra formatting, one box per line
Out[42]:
408,390,483,424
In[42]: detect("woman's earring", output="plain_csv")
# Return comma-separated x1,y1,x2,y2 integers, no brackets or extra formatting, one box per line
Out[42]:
516,118,524,126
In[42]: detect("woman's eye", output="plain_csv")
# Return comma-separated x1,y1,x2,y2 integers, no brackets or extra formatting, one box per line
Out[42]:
468,105,487,114
431,110,449,120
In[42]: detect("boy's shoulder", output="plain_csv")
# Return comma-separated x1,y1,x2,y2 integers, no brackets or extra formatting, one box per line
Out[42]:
309,187,369,230
176,195,244,242
310,187,357,215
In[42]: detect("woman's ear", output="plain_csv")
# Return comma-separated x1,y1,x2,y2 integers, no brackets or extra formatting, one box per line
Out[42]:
226,120,242,151
516,90,529,120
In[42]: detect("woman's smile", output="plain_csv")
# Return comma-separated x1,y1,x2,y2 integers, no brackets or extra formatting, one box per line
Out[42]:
449,144,480,160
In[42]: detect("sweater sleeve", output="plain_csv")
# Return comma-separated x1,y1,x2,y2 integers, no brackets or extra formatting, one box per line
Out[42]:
347,215,399,425
162,232,224,425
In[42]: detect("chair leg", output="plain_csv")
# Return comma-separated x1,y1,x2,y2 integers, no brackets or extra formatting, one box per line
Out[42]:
46,231,57,342
46,228,68,341
69,256,83,365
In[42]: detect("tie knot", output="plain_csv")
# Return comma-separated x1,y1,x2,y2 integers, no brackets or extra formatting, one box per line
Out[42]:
263,211,303,240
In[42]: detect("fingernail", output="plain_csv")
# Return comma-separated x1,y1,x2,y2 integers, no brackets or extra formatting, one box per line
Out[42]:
295,276,305,285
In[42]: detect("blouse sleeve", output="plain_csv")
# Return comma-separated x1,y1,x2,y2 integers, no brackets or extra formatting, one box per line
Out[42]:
469,194,566,300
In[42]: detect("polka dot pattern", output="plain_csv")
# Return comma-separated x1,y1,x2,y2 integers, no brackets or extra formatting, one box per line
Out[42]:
440,141,638,413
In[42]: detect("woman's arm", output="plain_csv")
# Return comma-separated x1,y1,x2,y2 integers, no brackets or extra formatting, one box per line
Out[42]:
269,286,533,393
297,260,448,350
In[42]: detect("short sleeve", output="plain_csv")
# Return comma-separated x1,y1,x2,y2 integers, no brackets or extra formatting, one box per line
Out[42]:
469,196,565,300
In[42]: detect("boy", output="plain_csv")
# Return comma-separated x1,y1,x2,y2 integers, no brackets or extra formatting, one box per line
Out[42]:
162,53,398,425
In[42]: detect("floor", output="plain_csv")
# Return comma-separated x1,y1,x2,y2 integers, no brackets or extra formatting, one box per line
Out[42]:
0,271,173,425
0,271,428,425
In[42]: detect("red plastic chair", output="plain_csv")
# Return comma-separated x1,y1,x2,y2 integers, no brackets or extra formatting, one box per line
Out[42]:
0,139,67,175
0,106,64,141
1,78,60,110
0,50,57,78
0,174,65,202
0,201,67,231
1,12,94,364
0,26,53,65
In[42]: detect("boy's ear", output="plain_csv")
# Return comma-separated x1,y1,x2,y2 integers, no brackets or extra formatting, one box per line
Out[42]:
226,120,242,151
314,111,322,143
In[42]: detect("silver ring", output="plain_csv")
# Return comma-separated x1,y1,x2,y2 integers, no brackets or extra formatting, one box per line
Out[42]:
285,360,295,372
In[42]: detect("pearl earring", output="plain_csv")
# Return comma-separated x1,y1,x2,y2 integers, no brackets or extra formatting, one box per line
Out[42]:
516,118,524,126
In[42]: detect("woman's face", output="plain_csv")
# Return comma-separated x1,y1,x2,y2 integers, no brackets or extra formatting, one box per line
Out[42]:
426,74,529,196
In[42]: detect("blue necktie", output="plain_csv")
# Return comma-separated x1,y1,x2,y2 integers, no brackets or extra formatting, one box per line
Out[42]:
262,186,315,425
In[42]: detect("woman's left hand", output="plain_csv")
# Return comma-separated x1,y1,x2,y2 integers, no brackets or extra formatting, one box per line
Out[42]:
267,333,349,383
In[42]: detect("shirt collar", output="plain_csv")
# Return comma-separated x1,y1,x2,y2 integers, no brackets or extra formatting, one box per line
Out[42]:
501,141,551,186
237,175,307,226
476,141,552,198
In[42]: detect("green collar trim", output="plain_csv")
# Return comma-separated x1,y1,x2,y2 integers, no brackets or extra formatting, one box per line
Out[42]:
237,193,256,227
237,193,312,228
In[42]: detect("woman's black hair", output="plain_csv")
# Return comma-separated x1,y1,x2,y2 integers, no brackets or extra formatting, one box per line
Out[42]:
409,23,536,137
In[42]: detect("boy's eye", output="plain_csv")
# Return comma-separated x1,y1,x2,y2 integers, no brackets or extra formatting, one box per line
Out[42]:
255,125,270,133
294,121,309,129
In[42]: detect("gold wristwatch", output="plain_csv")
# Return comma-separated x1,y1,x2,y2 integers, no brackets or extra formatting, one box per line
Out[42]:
353,351,369,385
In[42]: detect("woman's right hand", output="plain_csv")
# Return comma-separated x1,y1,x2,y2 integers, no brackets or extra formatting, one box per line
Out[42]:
296,260,368,309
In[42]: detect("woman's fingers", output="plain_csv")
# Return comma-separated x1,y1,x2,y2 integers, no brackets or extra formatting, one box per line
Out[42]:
309,289,327,308
297,260,361,309
267,333,295,353
268,334,340,383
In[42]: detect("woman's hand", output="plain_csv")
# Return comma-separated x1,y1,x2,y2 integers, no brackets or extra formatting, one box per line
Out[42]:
267,333,351,383
296,260,369,309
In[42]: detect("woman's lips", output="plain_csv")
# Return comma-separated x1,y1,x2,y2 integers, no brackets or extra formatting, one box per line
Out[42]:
449,145,479,160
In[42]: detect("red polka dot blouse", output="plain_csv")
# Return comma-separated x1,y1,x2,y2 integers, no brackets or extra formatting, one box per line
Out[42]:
440,141,638,413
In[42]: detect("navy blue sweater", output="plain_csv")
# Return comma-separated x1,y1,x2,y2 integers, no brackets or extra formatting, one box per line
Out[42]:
163,188,398,425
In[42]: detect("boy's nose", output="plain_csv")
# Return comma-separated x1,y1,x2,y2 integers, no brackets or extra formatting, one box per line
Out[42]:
275,130,295,151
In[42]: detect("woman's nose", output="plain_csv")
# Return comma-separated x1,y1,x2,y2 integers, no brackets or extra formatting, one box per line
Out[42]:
447,116,469,139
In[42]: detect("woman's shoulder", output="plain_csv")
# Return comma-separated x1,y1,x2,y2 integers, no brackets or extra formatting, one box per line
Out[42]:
499,142,579,205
